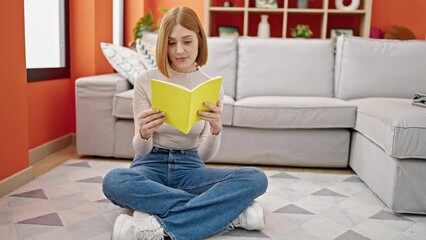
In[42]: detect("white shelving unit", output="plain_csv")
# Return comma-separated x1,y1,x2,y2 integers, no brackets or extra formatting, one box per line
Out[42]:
204,0,372,38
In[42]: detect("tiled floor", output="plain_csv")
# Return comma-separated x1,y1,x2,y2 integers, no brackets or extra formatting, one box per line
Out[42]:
1,158,426,240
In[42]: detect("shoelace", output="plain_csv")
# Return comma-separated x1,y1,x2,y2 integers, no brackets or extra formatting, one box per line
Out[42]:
226,216,241,230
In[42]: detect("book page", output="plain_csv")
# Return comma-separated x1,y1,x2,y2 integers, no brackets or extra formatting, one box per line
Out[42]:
188,77,223,130
190,76,223,92
151,79,190,91
151,79,191,133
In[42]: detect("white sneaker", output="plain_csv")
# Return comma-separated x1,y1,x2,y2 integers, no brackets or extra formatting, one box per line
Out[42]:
230,201,265,230
133,210,150,219
112,214,165,240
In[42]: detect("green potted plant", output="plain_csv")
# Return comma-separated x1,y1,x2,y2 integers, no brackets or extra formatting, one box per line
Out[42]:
291,24,313,38
129,7,167,47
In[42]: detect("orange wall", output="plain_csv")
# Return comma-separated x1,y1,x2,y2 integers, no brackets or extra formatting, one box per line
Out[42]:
124,0,148,47
372,0,426,39
146,0,205,26
94,0,115,75
0,1,30,179
27,79,73,148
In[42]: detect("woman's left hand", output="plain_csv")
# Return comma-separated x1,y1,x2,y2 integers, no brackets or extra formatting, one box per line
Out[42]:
198,100,223,135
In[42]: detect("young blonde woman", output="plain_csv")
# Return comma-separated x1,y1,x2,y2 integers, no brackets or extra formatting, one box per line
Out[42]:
102,6,268,240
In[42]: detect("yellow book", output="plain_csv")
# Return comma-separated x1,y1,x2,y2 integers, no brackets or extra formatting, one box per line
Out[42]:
151,76,223,134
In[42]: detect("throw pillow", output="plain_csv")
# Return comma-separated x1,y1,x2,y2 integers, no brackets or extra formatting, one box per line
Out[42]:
100,42,147,85
135,38,157,69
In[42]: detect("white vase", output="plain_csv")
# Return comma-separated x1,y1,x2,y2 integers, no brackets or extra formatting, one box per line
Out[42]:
335,0,360,11
258,15,270,38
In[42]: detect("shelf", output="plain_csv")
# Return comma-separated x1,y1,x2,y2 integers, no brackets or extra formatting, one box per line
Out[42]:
248,8,284,13
205,0,372,39
327,9,367,14
287,9,325,13
209,7,246,12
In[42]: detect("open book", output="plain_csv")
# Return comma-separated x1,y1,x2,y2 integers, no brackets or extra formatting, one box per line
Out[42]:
151,76,223,134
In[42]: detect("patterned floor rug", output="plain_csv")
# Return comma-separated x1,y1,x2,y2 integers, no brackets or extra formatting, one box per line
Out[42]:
1,159,425,240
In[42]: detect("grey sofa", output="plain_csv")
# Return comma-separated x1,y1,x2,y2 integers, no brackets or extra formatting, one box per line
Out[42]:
76,36,426,213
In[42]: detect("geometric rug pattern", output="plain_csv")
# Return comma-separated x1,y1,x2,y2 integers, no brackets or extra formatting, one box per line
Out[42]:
1,159,425,240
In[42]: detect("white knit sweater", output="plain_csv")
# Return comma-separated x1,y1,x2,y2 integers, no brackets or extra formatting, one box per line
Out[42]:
132,67,224,161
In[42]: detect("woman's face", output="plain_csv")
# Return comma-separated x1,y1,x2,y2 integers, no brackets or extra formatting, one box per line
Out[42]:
168,24,199,73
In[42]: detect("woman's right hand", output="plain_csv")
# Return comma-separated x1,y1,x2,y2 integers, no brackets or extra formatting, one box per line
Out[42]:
137,109,166,140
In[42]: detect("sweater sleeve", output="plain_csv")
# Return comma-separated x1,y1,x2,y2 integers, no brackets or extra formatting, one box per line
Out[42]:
197,122,222,161
197,87,225,161
132,71,154,155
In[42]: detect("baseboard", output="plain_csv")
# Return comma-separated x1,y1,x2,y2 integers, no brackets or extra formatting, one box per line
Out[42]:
0,167,34,198
71,133,76,145
29,134,74,165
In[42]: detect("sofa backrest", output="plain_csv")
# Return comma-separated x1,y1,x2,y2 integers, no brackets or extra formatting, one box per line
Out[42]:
236,38,334,100
335,36,426,100
201,38,237,99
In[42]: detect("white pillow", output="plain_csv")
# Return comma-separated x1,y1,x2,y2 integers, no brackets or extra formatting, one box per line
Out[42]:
135,39,157,69
100,42,146,85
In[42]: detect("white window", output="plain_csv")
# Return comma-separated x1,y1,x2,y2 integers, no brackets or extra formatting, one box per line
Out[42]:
24,0,69,81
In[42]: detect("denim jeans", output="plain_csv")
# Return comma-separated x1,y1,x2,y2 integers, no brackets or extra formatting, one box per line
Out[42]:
102,147,268,240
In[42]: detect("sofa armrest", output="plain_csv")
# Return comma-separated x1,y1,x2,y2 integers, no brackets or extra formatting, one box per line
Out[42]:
75,73,131,157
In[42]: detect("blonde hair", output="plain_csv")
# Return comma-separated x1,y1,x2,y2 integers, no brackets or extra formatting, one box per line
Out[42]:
156,6,208,78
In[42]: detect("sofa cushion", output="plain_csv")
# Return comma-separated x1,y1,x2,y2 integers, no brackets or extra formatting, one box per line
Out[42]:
236,38,334,100
335,36,426,100
113,90,234,126
113,90,133,119
201,38,237,99
350,98,426,159
233,96,356,129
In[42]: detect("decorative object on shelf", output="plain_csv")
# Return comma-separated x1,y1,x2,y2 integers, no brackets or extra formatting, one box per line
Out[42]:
291,24,313,38
218,26,239,38
370,27,384,39
335,0,360,11
384,25,416,40
256,0,278,9
330,28,354,39
257,15,271,38
330,28,353,49
297,0,309,9
223,1,233,7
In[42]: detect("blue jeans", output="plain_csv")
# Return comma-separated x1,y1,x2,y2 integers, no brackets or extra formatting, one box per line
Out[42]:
102,147,268,240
